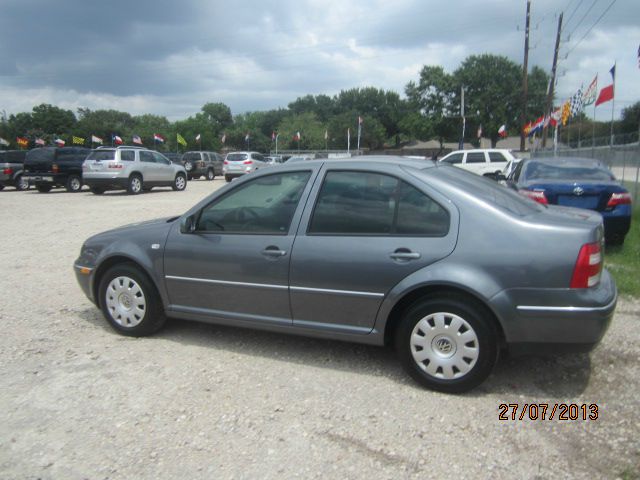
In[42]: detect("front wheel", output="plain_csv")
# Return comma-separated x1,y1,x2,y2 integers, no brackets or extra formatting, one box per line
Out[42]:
172,173,187,191
395,294,498,393
206,168,215,181
98,263,166,337
15,174,29,191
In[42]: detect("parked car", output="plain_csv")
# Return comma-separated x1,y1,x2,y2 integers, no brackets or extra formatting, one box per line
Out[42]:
439,149,518,178
265,155,284,165
285,155,316,163
223,151,268,182
162,152,183,164
82,146,187,195
506,157,632,245
74,157,616,393
23,147,91,193
180,151,224,180
0,150,29,191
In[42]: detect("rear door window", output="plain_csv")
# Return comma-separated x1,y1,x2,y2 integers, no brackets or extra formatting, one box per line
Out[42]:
488,152,507,163
442,153,463,164
466,152,486,163
140,151,155,163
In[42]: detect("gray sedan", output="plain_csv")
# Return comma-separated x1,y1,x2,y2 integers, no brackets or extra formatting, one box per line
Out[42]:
74,157,616,392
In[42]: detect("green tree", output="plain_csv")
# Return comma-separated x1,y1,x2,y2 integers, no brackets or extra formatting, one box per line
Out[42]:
619,101,640,135
276,112,326,150
201,102,233,133
76,108,135,145
31,103,76,135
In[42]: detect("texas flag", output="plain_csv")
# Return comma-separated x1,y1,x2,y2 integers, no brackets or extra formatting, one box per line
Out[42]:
498,125,507,138
54,138,65,146
153,133,165,143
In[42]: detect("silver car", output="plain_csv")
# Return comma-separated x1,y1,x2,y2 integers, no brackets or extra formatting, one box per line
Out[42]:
223,151,268,182
82,146,188,194
74,157,616,393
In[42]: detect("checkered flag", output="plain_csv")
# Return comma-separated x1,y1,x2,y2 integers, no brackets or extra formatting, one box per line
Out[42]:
570,88,583,117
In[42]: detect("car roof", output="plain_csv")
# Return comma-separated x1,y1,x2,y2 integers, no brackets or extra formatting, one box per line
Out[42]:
273,155,437,170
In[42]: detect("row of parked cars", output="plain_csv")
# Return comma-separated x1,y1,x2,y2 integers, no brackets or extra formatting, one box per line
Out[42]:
0,147,274,195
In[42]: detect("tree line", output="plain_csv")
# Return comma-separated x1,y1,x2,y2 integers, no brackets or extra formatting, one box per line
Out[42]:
1,54,638,152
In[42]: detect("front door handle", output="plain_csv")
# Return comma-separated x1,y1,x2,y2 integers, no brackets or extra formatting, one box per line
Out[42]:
262,246,287,257
390,249,421,261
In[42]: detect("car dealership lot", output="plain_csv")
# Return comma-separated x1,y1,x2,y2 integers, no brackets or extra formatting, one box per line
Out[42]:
1,181,639,479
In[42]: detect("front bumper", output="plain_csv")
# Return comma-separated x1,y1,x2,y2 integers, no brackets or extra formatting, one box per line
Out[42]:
491,269,617,355
74,262,96,304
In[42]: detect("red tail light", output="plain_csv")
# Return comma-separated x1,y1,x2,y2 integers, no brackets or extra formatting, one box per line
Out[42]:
224,160,229,165
52,164,59,174
243,160,253,165
606,192,631,208
570,242,602,288
3,167,12,175
520,189,548,204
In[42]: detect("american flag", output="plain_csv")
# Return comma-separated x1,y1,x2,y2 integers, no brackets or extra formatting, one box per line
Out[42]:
132,135,143,145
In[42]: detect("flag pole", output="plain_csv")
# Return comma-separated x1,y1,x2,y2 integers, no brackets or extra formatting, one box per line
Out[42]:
610,61,616,147
592,102,597,157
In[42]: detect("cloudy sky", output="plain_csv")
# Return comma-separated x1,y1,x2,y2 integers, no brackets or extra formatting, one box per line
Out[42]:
0,0,637,122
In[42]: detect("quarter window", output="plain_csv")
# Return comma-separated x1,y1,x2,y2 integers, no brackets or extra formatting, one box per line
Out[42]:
140,151,155,163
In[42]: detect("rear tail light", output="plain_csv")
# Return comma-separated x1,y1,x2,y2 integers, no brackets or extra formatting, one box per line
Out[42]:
570,242,602,288
606,192,631,208
52,164,59,174
243,160,253,165
3,167,12,175
224,160,229,165
520,189,548,205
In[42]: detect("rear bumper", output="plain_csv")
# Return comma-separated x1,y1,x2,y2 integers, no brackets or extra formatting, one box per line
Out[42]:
23,173,69,186
491,269,617,355
83,177,129,190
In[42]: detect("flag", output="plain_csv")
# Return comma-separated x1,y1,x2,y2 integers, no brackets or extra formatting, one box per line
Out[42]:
73,136,85,145
549,108,561,127
569,88,583,117
220,133,226,144
244,132,250,142
522,122,532,136
132,135,143,145
17,137,29,147
561,99,571,126
54,138,65,147
498,125,507,138
528,116,545,137
358,116,363,125
113,135,123,145
582,76,598,106
0,137,9,146
477,125,482,138
293,131,300,141
35,138,45,146
595,85,614,106
195,133,201,142
176,133,187,146
324,129,328,140
91,135,103,144
638,43,640,69
609,64,616,80
153,133,165,143
271,131,276,141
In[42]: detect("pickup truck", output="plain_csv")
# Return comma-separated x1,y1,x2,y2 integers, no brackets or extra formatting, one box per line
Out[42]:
23,147,91,192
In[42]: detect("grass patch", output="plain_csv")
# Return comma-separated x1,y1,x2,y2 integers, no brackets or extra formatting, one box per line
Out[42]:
605,206,640,298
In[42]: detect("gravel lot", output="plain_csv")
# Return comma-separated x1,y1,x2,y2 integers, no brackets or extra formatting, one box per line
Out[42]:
1,179,639,479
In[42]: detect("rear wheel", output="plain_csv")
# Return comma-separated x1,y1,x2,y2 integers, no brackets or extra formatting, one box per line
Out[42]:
225,175,232,183
206,168,215,181
395,294,498,393
36,185,52,193
127,174,142,195
15,174,29,191
172,173,187,191
98,263,166,337
66,175,82,192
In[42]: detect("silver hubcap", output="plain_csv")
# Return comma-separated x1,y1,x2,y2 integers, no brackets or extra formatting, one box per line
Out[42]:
175,176,185,189
410,312,479,380
105,276,146,327
71,178,81,190
131,178,141,192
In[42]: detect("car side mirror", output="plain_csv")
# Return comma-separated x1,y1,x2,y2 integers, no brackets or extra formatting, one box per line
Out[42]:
180,214,197,234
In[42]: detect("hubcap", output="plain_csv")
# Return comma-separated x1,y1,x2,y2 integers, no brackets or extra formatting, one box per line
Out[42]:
131,178,141,192
18,177,29,190
105,276,146,327
71,178,81,190
176,176,185,189
410,312,479,380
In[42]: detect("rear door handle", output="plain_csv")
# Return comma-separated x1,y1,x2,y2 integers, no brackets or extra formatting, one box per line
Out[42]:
390,250,421,260
262,246,287,257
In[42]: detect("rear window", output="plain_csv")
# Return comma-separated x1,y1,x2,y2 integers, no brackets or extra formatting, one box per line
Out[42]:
227,153,248,162
0,151,26,163
524,162,614,181
183,152,201,161
87,150,116,161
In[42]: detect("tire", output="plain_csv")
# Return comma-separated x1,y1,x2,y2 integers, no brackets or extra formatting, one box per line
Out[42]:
187,175,193,181
15,174,29,191
36,185,52,193
65,175,83,192
127,174,143,195
395,294,498,393
206,168,215,181
90,187,105,195
225,175,232,183
606,234,624,246
172,173,187,191
98,263,166,337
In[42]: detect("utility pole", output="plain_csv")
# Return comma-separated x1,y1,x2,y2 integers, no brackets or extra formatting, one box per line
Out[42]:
519,0,531,153
542,11,563,148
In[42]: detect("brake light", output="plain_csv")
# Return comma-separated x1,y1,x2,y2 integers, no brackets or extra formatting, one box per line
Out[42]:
606,192,631,208
570,242,602,288
520,189,548,205
3,167,12,175
224,160,229,165
52,164,59,173
243,160,253,165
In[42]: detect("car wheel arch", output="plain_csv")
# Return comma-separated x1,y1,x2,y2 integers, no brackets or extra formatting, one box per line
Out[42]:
381,284,506,349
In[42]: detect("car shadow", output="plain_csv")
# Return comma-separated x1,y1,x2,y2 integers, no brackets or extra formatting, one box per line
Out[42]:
78,308,592,396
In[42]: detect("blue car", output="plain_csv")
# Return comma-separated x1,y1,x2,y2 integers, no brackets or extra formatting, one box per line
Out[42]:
507,157,632,245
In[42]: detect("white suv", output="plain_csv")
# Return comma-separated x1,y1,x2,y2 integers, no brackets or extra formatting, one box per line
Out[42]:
223,151,268,182
439,149,518,177
82,146,188,194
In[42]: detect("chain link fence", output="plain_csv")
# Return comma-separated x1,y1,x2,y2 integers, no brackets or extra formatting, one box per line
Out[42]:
533,131,640,202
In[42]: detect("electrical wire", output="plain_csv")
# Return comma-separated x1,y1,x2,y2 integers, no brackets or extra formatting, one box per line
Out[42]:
564,0,617,57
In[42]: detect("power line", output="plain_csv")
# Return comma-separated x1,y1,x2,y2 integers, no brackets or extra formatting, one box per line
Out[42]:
564,0,584,28
565,0,598,42
564,0,617,56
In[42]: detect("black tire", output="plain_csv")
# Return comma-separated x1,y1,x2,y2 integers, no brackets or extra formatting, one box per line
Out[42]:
66,175,83,192
98,263,166,337
206,168,215,181
36,185,52,193
187,175,193,181
225,175,232,183
15,174,29,191
90,187,105,195
172,173,187,191
127,174,143,195
395,294,498,393
605,234,624,246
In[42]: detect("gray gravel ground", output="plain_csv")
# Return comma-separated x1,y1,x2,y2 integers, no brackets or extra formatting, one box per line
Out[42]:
0,179,639,480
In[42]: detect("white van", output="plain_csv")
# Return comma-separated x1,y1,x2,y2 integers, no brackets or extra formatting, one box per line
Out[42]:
439,149,518,177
